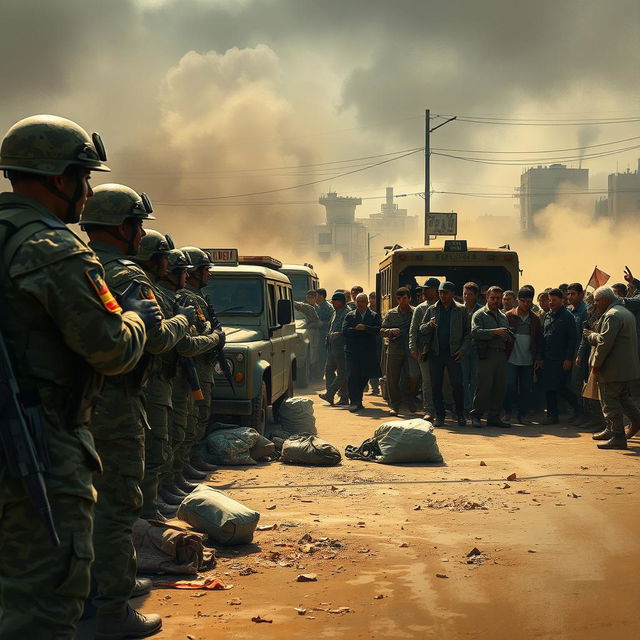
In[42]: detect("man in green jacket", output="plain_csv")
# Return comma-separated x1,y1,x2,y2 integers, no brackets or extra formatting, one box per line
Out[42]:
586,286,640,450
470,286,511,428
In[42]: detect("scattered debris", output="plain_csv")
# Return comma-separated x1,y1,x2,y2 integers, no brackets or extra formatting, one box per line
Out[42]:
251,616,273,624
155,578,231,590
424,497,488,511
506,473,517,481
296,573,318,582
239,567,258,576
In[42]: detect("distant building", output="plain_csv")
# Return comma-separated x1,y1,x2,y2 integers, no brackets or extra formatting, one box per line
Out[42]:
313,192,367,276
363,187,419,239
606,160,640,220
519,164,588,232
360,187,419,271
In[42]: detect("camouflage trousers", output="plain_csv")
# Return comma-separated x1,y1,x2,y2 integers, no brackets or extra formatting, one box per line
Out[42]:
140,395,172,516
165,374,193,481
0,472,94,639
92,435,144,613
176,378,213,468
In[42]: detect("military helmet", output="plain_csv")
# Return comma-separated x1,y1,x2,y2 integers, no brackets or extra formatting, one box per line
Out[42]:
167,249,193,272
0,114,110,175
80,183,155,227
135,229,174,262
180,246,212,269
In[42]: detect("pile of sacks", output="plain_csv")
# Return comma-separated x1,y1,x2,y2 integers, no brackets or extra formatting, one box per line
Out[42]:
203,398,341,467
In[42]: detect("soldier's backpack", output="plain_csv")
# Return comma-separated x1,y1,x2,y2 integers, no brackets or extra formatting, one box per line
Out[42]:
277,397,317,435
177,485,260,546
345,419,443,464
280,434,341,466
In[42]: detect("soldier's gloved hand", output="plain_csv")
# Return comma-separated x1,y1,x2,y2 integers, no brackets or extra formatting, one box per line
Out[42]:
174,303,197,325
121,293,163,330
214,329,226,348
200,320,212,335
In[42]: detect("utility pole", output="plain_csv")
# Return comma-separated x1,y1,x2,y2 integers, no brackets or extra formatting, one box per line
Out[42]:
424,111,457,246
424,109,430,246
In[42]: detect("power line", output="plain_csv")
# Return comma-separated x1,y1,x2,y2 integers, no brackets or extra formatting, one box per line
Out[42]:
433,143,640,166
161,147,424,202
435,114,640,126
432,135,640,155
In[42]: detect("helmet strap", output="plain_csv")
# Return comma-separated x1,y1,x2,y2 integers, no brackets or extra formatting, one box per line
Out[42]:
40,167,84,223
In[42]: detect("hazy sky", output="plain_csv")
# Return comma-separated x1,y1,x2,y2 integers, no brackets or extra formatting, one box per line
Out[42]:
1,0,639,256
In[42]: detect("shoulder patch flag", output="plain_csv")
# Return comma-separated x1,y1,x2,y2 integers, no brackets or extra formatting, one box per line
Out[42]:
86,268,122,314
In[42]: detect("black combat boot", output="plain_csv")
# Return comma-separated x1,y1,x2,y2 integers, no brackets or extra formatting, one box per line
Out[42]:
592,428,613,441
189,455,218,473
158,486,184,506
174,473,198,493
95,605,162,639
183,463,207,481
131,578,153,598
597,435,627,450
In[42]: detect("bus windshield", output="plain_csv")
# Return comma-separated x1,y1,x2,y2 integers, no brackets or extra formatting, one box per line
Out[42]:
284,273,309,302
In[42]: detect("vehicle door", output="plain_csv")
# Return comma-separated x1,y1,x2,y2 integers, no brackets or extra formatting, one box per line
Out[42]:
267,281,285,396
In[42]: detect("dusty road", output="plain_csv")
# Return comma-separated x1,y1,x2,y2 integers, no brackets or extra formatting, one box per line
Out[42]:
82,384,640,639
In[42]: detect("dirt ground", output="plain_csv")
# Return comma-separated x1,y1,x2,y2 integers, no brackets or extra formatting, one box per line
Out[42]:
80,384,640,639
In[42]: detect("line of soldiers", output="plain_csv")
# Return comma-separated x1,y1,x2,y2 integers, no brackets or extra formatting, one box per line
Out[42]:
0,114,223,639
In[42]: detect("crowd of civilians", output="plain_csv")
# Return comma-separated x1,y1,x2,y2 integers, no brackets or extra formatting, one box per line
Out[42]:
304,270,640,452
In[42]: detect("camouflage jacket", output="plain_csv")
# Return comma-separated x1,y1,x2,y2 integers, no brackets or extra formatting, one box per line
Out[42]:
157,282,219,359
88,241,191,439
0,193,146,497
176,284,221,386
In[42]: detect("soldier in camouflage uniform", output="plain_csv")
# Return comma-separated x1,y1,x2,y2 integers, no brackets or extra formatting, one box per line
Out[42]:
0,115,154,639
177,246,225,480
81,186,195,638
134,240,204,518
155,248,221,514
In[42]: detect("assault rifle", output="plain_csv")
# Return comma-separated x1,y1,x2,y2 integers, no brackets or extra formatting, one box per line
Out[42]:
0,328,60,546
204,294,235,395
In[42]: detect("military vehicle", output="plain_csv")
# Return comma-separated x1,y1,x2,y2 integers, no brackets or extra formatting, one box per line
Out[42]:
201,251,297,434
280,263,320,387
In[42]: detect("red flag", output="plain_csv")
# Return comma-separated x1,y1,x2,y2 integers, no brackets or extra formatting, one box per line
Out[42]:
587,266,610,289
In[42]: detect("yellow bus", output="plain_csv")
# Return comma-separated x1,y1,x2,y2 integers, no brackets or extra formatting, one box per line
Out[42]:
376,241,520,314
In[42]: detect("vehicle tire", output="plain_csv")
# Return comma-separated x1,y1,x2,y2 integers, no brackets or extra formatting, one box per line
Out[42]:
241,381,268,435
273,368,294,422
297,349,310,388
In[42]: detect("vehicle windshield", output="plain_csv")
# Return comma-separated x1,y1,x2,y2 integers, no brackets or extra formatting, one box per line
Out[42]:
203,277,263,315
284,273,309,301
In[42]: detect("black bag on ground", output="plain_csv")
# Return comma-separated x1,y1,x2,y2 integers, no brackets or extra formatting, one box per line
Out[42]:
280,434,341,466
